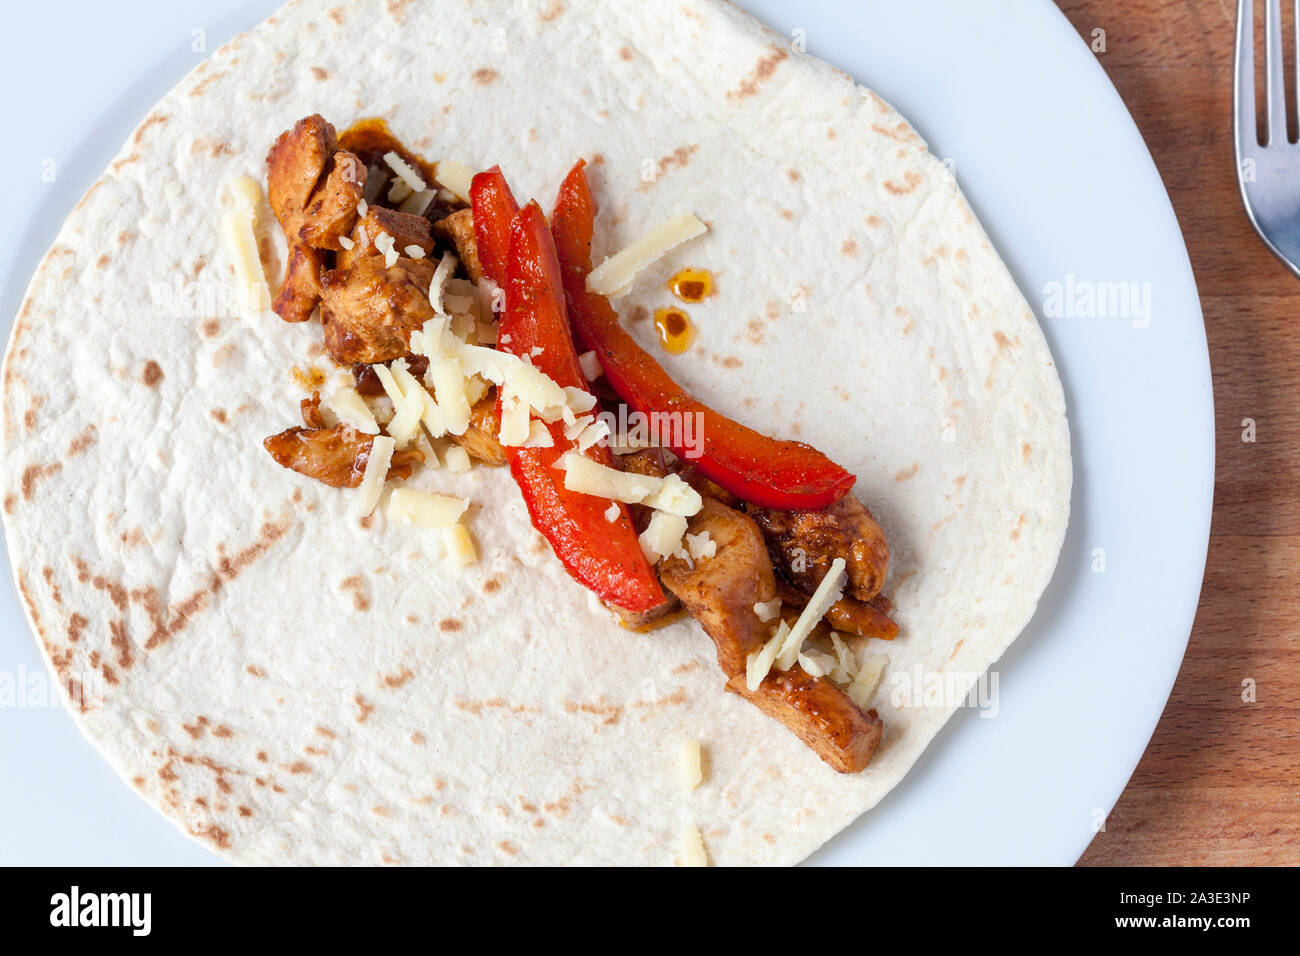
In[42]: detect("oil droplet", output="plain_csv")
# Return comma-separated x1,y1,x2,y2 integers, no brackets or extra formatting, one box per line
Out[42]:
668,268,714,303
654,308,695,354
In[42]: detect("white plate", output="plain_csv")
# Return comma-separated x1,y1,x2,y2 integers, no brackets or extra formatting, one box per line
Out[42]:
0,0,1212,865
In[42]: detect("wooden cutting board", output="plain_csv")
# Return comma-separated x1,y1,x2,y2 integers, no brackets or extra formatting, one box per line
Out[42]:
1055,0,1300,865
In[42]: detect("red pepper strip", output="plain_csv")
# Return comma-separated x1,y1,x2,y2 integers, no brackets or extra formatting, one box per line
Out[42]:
469,165,520,286
551,161,857,511
497,200,666,614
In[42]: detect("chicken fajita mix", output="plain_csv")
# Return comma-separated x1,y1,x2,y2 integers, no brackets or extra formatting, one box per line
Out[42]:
254,114,899,774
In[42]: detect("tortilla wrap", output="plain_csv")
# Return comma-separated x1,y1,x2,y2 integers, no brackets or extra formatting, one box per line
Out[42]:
1,0,1070,864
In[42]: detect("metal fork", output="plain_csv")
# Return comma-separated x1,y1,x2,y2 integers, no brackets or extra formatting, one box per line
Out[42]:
1237,0,1300,276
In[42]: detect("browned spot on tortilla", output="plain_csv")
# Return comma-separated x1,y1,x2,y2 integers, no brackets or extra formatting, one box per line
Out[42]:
993,330,1014,351
359,514,374,530
304,745,328,756
21,463,61,500
246,664,265,677
563,699,622,726
3,494,14,514
641,145,699,189
778,208,795,221
866,215,882,229
1010,513,1027,541
66,426,96,456
872,121,916,143
237,805,253,818
438,617,462,632
482,574,503,594
141,360,164,386
372,804,391,817
355,693,374,722
883,171,923,195
894,463,920,482
182,716,209,739
66,613,87,643
786,168,801,183
382,666,414,689
109,618,133,668
1021,442,1032,463
841,239,859,257
132,113,169,146
619,45,634,61
328,6,345,23
94,253,111,270
827,127,838,139
284,760,311,774
212,343,238,368
42,566,62,604
339,575,369,611
538,0,564,21
131,516,293,652
715,355,742,369
745,318,765,345
310,66,329,81
410,731,426,746
200,318,221,338
498,841,519,856
188,69,227,98
210,408,228,425
472,67,499,85
190,137,234,158
728,45,788,101
212,724,233,738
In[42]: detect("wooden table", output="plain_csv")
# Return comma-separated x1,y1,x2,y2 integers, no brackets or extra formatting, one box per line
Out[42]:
1053,0,1300,865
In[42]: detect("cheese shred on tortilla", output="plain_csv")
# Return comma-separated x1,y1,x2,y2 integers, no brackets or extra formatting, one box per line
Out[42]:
586,212,708,298
353,435,395,519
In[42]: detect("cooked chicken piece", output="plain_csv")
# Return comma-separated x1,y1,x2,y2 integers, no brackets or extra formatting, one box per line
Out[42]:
338,205,435,270
319,256,437,365
267,114,336,236
298,152,366,250
774,578,897,641
449,393,507,466
263,423,423,487
273,244,325,323
749,494,890,602
301,392,327,429
266,115,369,321
659,498,778,676
659,497,881,772
725,667,883,774
433,208,485,282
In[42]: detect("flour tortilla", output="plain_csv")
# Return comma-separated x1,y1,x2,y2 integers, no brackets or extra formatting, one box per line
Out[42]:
0,0,1070,865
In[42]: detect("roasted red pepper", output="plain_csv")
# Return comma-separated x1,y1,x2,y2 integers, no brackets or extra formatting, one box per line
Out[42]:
551,160,856,511
492,197,665,614
469,165,519,286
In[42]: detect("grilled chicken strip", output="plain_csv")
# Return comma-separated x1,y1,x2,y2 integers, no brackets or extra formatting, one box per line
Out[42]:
658,497,882,772
337,205,436,270
320,255,437,365
266,114,367,321
263,423,423,488
749,494,890,603
433,208,486,282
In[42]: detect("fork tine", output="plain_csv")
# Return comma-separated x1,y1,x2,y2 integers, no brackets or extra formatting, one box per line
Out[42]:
1266,0,1289,143
1238,0,1258,151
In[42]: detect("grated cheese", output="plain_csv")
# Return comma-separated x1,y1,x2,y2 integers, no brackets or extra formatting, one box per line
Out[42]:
444,522,477,565
604,502,620,523
337,234,355,250
405,244,427,260
428,252,459,318
775,558,847,672
219,176,272,319
398,187,437,215
389,361,446,438
847,654,888,709
374,231,399,268
353,435,395,519
326,385,379,434
433,160,474,204
753,598,782,623
521,420,555,448
746,622,788,692
586,212,708,298
578,350,603,382
427,356,471,435
560,454,701,516
498,392,531,447
678,739,703,791
685,530,717,562
383,150,427,194
680,824,708,867
639,511,688,564
387,489,468,529
443,445,471,472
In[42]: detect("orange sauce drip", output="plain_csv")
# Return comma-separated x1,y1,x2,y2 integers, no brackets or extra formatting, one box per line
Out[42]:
668,268,714,303
653,307,696,354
